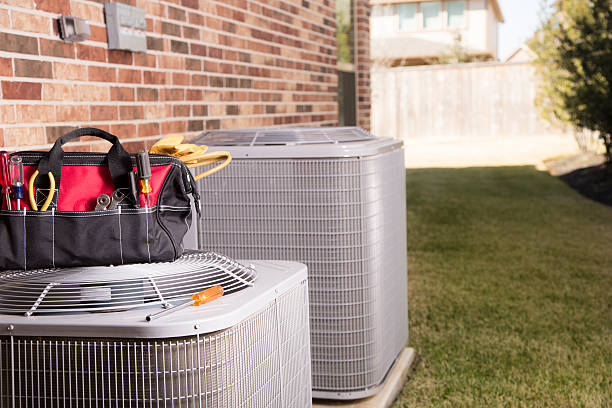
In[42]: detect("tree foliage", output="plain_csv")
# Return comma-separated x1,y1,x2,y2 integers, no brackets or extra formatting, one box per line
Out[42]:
529,0,612,160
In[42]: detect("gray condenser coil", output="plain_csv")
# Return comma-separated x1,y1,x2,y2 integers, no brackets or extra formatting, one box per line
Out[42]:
191,127,409,399
0,251,312,407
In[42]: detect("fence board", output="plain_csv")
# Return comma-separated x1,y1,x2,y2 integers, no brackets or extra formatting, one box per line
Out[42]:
372,62,558,141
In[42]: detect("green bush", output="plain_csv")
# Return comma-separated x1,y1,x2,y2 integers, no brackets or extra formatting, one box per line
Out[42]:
529,0,612,160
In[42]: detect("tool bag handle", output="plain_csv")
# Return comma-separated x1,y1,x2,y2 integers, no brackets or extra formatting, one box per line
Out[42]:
36,128,133,192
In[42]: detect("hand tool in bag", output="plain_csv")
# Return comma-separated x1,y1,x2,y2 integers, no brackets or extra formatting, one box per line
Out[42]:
0,152,12,210
108,190,126,210
146,285,224,322
136,150,152,208
28,170,56,212
9,156,24,211
95,194,111,211
94,190,126,211
128,171,139,207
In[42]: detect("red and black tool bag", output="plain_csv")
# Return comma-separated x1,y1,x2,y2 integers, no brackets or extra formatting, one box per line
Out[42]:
0,128,200,270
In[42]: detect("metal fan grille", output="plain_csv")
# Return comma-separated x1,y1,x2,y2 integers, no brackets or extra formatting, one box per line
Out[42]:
196,149,408,398
0,252,256,316
0,280,311,408
197,126,375,146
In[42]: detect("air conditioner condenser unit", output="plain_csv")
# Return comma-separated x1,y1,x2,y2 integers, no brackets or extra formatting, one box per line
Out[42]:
0,251,312,407
191,127,409,400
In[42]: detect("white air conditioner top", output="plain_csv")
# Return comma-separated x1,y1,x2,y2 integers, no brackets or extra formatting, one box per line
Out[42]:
195,126,402,159
0,259,307,339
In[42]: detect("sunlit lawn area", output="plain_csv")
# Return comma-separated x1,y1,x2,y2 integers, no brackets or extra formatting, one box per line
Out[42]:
395,166,612,407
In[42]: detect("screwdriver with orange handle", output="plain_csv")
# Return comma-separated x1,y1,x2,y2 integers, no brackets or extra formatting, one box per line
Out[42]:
146,285,224,322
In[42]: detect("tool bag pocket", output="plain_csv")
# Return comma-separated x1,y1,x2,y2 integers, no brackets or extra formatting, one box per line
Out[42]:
0,128,199,271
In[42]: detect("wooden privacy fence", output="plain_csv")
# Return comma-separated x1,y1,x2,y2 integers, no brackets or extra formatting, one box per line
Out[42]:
371,61,560,141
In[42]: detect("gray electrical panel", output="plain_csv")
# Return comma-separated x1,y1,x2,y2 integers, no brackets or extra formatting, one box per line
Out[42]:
104,2,146,52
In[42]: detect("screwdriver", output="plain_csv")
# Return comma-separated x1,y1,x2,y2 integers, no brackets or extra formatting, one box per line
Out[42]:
9,156,23,211
128,170,139,208
0,152,12,210
146,285,224,322
136,151,152,207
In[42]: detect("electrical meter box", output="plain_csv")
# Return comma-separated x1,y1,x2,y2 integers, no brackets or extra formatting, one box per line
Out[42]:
104,2,146,52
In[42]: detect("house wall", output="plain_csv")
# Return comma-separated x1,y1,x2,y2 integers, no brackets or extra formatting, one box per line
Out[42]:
371,0,499,62
0,0,370,153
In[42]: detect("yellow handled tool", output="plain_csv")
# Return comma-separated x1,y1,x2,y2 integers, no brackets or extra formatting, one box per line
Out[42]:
28,170,56,212
146,285,224,322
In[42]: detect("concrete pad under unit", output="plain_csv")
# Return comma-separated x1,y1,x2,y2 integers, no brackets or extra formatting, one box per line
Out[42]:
313,347,417,408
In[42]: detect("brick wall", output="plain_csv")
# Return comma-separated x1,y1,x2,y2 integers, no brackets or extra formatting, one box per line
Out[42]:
355,0,370,130
0,0,370,153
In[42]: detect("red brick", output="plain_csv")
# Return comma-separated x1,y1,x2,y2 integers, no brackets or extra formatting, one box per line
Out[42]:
121,140,146,153
119,106,143,120
191,74,207,86
161,21,181,37
15,105,55,123
77,44,106,62
88,66,117,82
188,12,204,25
192,104,208,116
14,59,52,79
90,105,117,121
11,10,51,35
188,119,203,131
53,62,87,81
143,71,166,85
110,86,135,101
138,122,160,137
162,88,184,101
110,124,137,139
172,73,189,85
0,58,11,77
173,104,190,117
134,53,156,67
0,32,39,55
2,81,41,100
78,85,108,101
89,25,107,43
161,120,186,134
4,127,45,147
56,105,89,122
168,6,186,21
190,43,206,57
118,68,141,83
182,0,200,9
185,58,201,71
186,89,202,100
0,105,15,124
40,39,75,59
136,87,159,101
183,26,199,40
108,50,133,65
71,1,103,23
36,0,71,14
45,126,78,144
43,83,78,101
0,9,10,29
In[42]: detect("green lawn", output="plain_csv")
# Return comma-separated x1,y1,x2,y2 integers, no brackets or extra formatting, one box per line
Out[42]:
395,167,612,408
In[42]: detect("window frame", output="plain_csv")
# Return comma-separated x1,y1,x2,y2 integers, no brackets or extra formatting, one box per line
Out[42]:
397,3,418,32
446,0,467,29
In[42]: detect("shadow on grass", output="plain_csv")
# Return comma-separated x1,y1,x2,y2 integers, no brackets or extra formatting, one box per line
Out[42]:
559,163,612,207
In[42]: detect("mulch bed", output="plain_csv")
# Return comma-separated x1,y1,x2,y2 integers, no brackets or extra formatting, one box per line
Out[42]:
546,153,612,206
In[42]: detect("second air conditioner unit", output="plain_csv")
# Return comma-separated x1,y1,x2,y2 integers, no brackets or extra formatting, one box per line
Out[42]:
191,127,409,400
